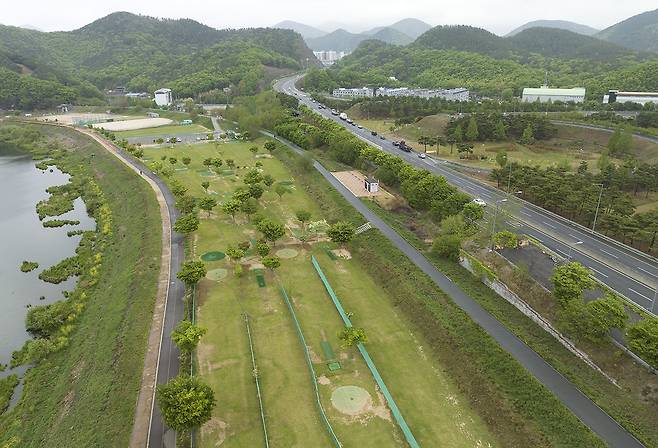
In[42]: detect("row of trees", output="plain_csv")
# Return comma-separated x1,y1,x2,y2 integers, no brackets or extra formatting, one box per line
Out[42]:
273,105,473,224
445,113,558,143
491,160,658,253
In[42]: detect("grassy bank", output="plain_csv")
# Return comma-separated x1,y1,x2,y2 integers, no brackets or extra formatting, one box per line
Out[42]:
360,189,658,448
272,145,605,448
0,123,162,447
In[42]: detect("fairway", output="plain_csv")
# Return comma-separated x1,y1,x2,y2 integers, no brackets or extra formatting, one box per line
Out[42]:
143,140,498,447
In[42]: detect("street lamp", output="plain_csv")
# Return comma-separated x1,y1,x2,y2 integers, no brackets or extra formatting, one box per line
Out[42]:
567,241,583,261
489,199,508,251
591,183,604,232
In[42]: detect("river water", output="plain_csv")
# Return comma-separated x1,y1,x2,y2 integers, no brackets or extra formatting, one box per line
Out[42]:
0,151,95,382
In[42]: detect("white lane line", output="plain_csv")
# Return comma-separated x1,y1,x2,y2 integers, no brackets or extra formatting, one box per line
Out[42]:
637,267,658,278
542,221,557,229
588,267,609,278
628,288,652,303
599,248,619,259
554,248,568,257
568,234,579,239
520,210,532,217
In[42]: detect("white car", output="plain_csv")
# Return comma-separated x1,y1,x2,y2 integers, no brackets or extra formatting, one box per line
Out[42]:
472,198,487,207
418,153,427,159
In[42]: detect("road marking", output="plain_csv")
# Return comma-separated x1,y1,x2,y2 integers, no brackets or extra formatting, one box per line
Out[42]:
554,248,568,257
599,248,619,259
637,267,658,279
568,233,579,239
588,267,609,278
542,221,557,229
628,288,652,303
520,210,532,217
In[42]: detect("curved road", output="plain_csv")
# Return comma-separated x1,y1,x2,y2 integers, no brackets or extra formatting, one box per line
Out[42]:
265,129,645,448
275,74,658,316
83,130,186,448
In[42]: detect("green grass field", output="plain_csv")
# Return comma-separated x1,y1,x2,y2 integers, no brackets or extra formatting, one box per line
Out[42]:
0,124,162,447
144,141,498,447
114,124,209,139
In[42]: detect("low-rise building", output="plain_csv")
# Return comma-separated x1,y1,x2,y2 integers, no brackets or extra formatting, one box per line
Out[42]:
332,87,374,98
364,175,379,193
603,90,658,106
522,86,586,103
154,88,173,107
376,87,469,101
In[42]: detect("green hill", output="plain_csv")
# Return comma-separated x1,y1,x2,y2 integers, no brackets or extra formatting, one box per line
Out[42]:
0,12,313,109
597,9,658,53
508,27,639,60
306,26,412,51
413,25,512,58
507,20,599,37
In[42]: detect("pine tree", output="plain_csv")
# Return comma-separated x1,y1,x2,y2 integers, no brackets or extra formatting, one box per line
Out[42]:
465,117,479,141
454,124,463,143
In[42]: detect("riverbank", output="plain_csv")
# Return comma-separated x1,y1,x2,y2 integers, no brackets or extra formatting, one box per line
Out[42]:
0,122,162,447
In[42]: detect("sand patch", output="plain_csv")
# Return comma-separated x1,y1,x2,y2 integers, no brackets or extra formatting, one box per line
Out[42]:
318,375,331,385
201,417,228,446
92,117,173,131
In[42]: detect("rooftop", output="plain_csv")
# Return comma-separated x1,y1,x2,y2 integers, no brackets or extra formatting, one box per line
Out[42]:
523,86,586,96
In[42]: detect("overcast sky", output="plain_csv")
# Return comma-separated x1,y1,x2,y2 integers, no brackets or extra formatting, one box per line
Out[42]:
2,0,655,35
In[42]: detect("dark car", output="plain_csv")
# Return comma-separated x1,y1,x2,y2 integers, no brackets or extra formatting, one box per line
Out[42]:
392,141,400,147
371,131,378,136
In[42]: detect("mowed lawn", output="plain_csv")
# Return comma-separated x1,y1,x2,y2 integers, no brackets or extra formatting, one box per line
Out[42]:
143,141,498,447
114,124,209,138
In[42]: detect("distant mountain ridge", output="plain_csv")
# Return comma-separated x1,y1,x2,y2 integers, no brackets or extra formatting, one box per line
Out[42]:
597,9,658,53
273,20,326,39
276,18,430,51
506,20,599,37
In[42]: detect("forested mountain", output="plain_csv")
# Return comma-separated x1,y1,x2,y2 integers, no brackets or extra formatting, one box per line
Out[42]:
508,27,638,60
305,27,412,51
273,20,327,39
309,38,658,99
365,19,432,39
0,12,315,109
413,24,646,62
597,9,658,53
507,20,599,37
413,25,512,58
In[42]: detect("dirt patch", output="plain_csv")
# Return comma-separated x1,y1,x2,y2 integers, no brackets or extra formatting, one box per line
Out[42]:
331,248,352,259
333,170,393,200
201,417,228,446
318,375,331,385
307,345,322,363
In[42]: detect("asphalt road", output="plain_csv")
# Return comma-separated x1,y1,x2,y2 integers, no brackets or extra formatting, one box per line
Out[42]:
102,140,186,447
274,75,658,316
265,129,645,448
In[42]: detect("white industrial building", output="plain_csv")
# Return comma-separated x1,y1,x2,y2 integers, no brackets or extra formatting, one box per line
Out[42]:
332,87,374,98
603,90,658,106
522,86,586,103
154,88,173,107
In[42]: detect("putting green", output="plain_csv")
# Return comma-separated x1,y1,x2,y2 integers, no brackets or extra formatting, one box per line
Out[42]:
277,180,294,186
206,268,228,281
276,248,299,259
330,386,371,415
201,251,225,261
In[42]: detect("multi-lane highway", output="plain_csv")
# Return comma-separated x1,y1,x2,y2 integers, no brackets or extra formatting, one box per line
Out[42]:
274,74,658,315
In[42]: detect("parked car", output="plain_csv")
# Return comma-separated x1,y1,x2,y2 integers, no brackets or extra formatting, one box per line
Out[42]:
472,198,487,207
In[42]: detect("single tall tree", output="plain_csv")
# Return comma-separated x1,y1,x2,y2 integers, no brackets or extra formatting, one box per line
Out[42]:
157,375,215,433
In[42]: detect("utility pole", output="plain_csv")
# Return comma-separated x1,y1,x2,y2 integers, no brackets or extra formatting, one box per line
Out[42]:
489,199,508,251
591,183,604,232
